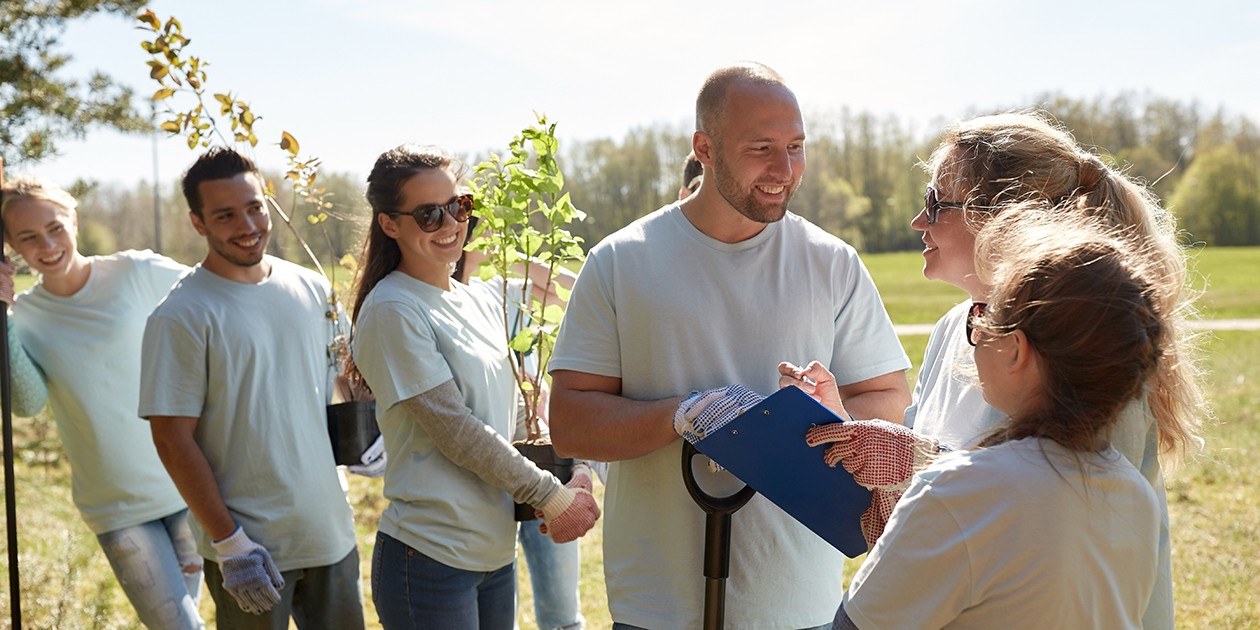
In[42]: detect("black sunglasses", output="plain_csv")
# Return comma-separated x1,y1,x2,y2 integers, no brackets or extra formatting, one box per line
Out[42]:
923,186,968,226
965,302,988,347
389,194,474,233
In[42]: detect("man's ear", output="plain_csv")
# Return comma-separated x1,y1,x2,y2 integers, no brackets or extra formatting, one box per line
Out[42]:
189,211,207,237
377,212,400,239
693,131,715,168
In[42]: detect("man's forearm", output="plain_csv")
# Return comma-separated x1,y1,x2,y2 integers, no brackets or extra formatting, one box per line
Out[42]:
837,370,912,425
549,371,683,461
150,417,237,541
840,386,911,425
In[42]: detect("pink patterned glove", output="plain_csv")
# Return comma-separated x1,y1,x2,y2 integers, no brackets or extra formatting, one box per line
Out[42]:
537,463,600,543
805,420,942,545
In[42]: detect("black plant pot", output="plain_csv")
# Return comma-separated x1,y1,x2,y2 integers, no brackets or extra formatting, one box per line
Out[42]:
327,400,380,466
513,441,574,521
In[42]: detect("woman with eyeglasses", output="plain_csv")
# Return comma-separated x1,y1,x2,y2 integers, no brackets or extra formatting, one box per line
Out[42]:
785,112,1202,629
806,205,1173,629
346,144,599,629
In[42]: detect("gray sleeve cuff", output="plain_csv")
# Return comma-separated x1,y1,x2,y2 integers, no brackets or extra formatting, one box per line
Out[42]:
400,380,563,508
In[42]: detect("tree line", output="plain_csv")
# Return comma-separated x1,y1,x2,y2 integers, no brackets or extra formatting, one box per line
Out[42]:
53,92,1260,275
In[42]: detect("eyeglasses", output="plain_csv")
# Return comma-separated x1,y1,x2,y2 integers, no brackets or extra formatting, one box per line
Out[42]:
924,186,968,225
389,194,474,233
965,302,988,347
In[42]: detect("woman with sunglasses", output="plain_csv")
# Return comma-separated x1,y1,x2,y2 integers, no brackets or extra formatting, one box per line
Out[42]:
347,144,599,629
0,175,204,629
786,111,1201,629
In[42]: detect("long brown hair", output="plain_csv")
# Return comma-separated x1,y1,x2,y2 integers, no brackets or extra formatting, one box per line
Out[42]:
927,111,1203,463
972,205,1168,452
344,145,466,390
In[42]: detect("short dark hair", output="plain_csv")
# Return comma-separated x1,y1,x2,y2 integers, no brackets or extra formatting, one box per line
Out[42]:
182,146,261,216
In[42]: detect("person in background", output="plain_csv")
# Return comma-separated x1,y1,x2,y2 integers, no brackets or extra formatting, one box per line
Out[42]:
140,147,364,629
678,151,703,200
548,62,910,630
1,174,205,630
348,144,598,629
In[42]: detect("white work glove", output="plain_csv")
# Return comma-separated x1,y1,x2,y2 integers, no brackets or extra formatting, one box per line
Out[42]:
211,526,285,614
673,384,765,444
347,434,387,478
536,463,601,543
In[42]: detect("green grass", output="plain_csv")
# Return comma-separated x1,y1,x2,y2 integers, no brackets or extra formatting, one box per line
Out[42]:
859,251,969,324
2,247,1258,628
1186,246,1260,320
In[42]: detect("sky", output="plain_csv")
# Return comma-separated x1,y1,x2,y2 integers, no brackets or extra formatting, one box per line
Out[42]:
21,0,1260,188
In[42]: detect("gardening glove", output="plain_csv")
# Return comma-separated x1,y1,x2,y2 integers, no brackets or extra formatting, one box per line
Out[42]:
347,434,387,478
536,463,600,543
805,420,944,546
211,526,285,614
673,384,765,444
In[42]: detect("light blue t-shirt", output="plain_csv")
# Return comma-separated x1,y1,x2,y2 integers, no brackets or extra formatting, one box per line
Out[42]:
906,298,1174,629
138,256,356,571
549,205,911,630
351,271,519,572
12,250,188,535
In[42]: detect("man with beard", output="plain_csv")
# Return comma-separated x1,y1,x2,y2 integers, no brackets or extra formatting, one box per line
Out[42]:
139,147,364,629
548,63,911,630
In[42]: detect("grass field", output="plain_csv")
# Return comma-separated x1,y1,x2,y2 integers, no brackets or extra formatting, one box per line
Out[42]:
1,247,1257,629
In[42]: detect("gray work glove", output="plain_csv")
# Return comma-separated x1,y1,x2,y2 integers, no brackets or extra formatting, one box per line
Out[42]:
347,434,387,478
673,384,766,444
211,526,285,614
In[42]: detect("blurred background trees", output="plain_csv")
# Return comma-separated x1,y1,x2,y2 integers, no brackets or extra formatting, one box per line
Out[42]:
16,91,1260,264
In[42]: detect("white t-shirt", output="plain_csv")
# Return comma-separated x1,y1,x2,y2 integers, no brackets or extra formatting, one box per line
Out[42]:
549,204,910,630
138,256,356,571
351,271,519,572
906,299,1175,629
842,438,1159,630
13,250,188,535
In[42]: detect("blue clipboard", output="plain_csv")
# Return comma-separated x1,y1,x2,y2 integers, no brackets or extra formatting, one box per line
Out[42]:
693,386,872,557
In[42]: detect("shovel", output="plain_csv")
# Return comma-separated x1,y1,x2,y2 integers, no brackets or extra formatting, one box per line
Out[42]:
682,440,755,630
0,156,22,627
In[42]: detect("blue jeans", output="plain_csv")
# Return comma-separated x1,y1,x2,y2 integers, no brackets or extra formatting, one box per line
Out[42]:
97,509,205,630
205,547,364,630
518,522,583,630
372,531,516,630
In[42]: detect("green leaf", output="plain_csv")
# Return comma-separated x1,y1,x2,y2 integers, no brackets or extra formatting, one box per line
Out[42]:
542,304,565,325
509,328,538,354
214,93,232,105
478,264,497,282
520,381,535,392
339,254,357,271
306,215,319,225
554,283,572,303
150,65,170,81
280,131,299,155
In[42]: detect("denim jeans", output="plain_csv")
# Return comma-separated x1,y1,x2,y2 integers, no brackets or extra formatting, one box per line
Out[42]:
371,531,516,630
518,522,583,630
205,547,364,630
96,508,205,630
